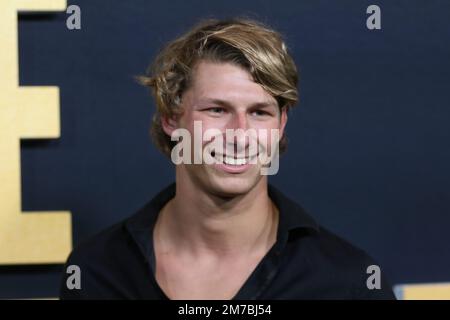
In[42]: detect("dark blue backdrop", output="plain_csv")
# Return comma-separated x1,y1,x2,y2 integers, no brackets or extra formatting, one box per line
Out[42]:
1,0,449,299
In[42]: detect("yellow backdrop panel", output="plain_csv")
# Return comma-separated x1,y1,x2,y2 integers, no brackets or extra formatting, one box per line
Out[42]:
0,0,72,265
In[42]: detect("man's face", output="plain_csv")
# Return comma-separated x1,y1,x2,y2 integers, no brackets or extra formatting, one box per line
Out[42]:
163,60,287,197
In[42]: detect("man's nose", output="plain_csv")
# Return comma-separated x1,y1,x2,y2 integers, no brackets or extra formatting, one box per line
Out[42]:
225,112,250,154
227,112,249,131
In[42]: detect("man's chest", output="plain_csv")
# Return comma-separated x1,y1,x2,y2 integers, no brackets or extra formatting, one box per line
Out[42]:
154,254,264,300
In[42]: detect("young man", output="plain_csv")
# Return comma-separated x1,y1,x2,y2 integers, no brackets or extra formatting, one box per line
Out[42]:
60,18,396,299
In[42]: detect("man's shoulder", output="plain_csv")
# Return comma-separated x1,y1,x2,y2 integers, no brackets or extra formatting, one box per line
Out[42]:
59,205,154,299
274,188,394,298
65,220,130,267
288,224,395,299
272,186,377,270
66,190,162,266
67,201,157,270
313,225,374,264
271,186,379,274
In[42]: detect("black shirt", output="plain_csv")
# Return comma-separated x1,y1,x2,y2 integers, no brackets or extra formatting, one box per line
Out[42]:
60,183,396,299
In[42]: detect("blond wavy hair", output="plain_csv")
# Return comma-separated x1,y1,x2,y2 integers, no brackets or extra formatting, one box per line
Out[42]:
139,17,299,157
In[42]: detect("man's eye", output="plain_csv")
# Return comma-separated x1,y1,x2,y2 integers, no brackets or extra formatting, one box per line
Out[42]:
207,107,225,114
252,110,270,117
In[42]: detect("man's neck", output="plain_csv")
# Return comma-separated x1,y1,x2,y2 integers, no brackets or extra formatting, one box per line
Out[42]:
155,174,279,259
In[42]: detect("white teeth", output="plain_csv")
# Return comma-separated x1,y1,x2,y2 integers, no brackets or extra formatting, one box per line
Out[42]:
213,154,258,166
224,156,247,165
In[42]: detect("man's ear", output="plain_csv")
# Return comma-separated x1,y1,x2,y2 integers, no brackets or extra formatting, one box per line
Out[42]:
161,114,179,137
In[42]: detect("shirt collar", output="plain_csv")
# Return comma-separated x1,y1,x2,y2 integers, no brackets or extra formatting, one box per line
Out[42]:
267,183,320,234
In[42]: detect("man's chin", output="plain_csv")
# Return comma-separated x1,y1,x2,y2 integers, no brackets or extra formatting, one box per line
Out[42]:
206,175,262,198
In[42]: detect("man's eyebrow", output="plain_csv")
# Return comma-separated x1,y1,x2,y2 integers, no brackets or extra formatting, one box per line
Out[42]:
197,98,277,109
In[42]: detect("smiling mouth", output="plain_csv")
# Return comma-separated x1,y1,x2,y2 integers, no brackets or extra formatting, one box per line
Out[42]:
211,151,258,165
